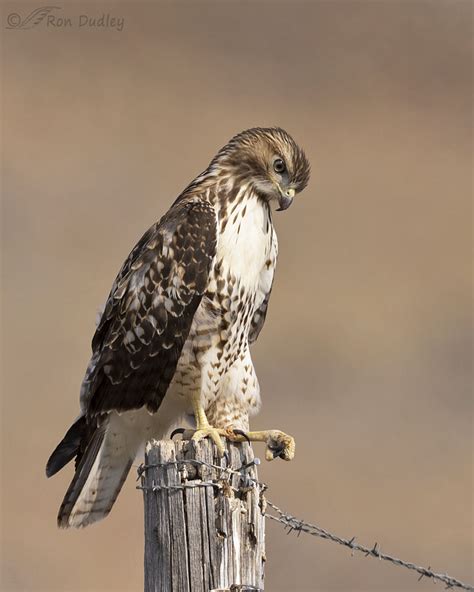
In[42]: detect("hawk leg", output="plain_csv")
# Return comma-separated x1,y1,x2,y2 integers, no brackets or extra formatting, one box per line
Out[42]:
171,396,295,461
187,393,227,456
225,429,295,461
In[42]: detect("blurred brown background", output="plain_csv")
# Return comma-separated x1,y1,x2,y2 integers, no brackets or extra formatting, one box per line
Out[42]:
1,1,472,590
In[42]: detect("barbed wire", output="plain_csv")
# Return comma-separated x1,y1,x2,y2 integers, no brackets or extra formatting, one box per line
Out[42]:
138,481,223,492
265,501,473,591
137,458,257,481
138,457,473,591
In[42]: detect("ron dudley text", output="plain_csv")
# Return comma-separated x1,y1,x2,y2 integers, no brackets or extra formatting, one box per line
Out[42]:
48,13,125,32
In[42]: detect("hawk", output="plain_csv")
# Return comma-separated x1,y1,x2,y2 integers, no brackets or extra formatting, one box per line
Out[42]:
46,127,310,528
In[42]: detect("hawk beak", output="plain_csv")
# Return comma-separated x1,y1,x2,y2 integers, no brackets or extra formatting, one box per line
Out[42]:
277,187,295,211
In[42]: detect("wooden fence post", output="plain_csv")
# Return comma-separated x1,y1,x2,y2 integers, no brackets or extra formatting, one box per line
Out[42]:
141,438,266,592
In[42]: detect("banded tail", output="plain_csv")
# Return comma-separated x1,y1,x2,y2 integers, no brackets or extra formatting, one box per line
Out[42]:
46,414,138,528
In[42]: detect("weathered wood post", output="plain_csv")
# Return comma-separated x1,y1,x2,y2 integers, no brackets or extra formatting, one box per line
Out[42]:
140,438,266,592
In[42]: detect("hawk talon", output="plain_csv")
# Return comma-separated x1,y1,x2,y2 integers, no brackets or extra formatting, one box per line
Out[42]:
191,425,226,457
230,428,251,444
169,423,230,460
222,450,230,467
170,427,186,440
267,441,286,459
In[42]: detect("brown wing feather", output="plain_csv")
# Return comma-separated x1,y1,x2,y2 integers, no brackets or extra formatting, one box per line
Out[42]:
249,287,272,344
84,197,217,415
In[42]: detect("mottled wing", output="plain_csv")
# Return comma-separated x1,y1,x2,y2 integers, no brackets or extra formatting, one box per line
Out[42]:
84,197,217,415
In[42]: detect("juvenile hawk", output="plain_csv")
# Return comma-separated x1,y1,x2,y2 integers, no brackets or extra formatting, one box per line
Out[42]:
46,127,310,528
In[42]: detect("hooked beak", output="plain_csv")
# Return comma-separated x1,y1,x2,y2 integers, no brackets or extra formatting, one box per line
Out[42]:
276,187,295,211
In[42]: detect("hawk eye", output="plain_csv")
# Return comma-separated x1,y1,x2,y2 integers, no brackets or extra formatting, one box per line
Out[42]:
273,158,286,174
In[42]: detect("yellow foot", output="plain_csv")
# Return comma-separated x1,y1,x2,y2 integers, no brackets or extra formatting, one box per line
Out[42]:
225,428,295,462
190,425,226,457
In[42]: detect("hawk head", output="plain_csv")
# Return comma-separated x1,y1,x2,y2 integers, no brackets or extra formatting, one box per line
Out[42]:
213,127,310,211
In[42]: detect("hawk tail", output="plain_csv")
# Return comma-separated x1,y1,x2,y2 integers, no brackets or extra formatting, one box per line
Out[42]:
45,415,86,478
47,415,136,528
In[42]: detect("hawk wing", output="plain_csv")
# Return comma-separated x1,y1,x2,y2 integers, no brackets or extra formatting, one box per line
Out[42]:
46,196,217,526
85,196,217,415
248,288,272,344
